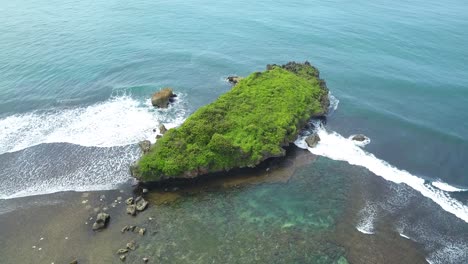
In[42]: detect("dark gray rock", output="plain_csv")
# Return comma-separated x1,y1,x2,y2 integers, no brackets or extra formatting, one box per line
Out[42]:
92,212,110,231
159,124,167,134
351,134,368,142
226,76,243,85
305,133,320,148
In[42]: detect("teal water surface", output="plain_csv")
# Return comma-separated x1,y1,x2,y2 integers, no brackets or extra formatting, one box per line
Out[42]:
0,0,468,263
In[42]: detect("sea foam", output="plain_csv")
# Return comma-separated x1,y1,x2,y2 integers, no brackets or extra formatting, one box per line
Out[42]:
0,95,186,154
296,125,468,224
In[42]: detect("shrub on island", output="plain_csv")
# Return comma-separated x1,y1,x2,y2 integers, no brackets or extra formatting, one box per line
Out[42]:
133,62,329,181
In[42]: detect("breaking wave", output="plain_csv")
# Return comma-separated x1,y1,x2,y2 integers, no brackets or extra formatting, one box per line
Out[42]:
296,125,468,224
0,95,187,154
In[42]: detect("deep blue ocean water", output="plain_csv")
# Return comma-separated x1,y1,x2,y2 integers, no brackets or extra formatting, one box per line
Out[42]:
0,0,467,262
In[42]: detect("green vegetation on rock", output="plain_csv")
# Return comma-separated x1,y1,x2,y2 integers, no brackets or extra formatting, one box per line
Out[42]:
135,62,329,181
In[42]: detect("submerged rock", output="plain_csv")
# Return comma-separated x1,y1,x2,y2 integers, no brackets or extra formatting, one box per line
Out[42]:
305,134,320,148
70,260,78,264
119,255,126,262
92,212,110,231
151,88,176,108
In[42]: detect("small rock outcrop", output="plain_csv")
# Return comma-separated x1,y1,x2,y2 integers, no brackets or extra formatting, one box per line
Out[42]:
138,140,151,154
159,124,167,134
151,88,176,108
126,240,137,251
92,212,110,231
126,204,137,216
305,134,320,148
351,134,368,142
135,196,148,211
226,76,243,85
125,196,148,216
117,248,128,254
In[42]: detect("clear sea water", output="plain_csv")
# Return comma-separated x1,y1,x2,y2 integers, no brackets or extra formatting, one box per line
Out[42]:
0,0,467,262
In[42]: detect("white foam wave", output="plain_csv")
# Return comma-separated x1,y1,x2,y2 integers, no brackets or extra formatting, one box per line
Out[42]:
298,126,468,223
432,181,468,192
328,92,339,112
0,144,140,200
427,243,468,264
399,233,411,239
356,202,377,234
0,95,186,154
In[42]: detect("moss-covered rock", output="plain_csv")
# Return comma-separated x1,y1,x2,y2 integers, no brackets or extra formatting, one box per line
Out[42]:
134,62,329,181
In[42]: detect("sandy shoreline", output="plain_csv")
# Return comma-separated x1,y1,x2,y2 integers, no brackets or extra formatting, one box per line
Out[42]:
0,148,428,264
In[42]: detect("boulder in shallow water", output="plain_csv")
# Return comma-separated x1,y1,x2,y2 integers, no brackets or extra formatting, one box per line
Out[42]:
305,133,320,148
151,88,176,108
117,248,128,255
351,134,368,142
126,240,137,251
138,140,151,154
126,204,137,216
92,212,110,231
135,196,148,211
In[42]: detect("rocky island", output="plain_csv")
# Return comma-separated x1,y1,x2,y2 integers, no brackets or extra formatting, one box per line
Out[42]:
132,62,330,182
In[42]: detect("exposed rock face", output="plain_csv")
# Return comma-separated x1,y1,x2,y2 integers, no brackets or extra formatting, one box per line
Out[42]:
151,88,176,108
138,140,151,154
226,76,243,85
92,212,110,231
305,134,320,148
159,124,167,134
351,134,368,142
